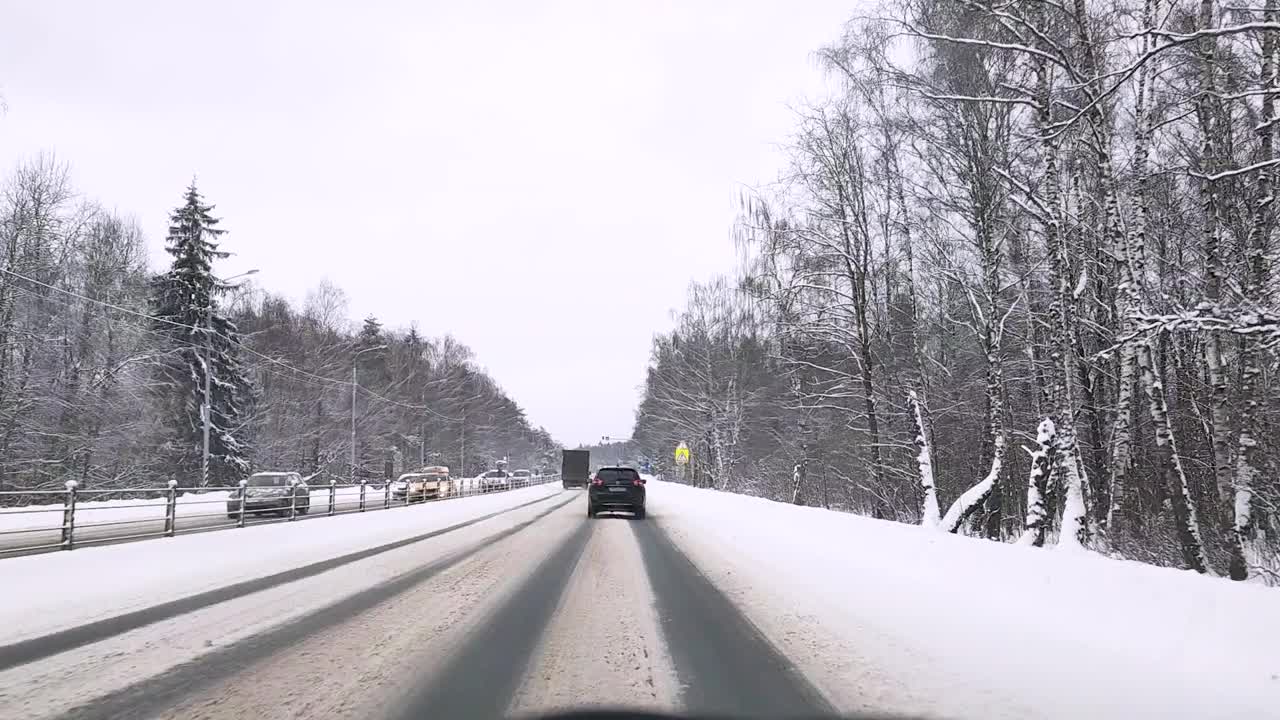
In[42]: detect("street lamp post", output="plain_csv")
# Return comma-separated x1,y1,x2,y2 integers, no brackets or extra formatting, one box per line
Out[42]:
351,344,388,485
201,269,258,487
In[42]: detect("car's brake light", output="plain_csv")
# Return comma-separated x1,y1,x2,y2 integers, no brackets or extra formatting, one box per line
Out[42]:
633,478,645,486
591,477,603,486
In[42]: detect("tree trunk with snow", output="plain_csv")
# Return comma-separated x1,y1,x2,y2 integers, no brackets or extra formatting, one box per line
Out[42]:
942,433,1004,534
1228,0,1276,580
1019,418,1056,547
1030,30,1089,548
838,147,886,498
1106,0,1161,534
909,390,939,528
1195,0,1235,509
944,214,1010,537
1108,342,1138,531
978,222,1008,539
1137,339,1212,573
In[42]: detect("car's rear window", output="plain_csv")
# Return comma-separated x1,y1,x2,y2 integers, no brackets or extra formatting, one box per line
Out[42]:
596,468,639,482
247,474,289,487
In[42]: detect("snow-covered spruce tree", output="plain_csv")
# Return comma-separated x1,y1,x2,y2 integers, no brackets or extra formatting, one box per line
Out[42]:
359,314,384,346
150,183,256,487
1019,418,1056,547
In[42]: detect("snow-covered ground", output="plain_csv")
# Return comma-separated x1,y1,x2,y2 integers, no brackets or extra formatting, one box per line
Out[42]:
0,483,563,644
649,479,1279,720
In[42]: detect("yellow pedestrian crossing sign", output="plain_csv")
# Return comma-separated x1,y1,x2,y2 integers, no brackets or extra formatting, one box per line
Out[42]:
674,443,690,465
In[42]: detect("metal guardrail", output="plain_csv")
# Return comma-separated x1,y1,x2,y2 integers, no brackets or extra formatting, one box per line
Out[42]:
0,473,563,557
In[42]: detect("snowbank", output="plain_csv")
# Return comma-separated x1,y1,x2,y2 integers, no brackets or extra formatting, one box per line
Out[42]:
0,484,563,644
650,481,1278,720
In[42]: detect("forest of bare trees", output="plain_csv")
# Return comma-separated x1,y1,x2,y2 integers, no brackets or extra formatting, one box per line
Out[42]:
0,158,556,496
634,0,1280,581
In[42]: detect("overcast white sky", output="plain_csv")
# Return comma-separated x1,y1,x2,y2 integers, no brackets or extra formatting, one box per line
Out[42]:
0,0,851,447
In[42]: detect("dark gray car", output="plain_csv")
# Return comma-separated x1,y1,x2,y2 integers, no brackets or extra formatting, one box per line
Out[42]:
226,472,311,518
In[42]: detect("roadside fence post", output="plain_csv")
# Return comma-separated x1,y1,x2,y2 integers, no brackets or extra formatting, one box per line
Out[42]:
163,479,178,537
289,479,299,521
359,480,367,512
329,479,336,516
237,479,247,528
60,480,78,551
384,480,391,509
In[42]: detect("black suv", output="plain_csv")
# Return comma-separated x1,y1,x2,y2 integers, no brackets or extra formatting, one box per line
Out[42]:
587,466,646,519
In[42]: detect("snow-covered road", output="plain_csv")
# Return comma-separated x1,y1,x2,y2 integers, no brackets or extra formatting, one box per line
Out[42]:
0,481,1274,720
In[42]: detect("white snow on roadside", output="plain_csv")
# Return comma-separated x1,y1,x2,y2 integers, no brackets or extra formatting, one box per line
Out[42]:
0,484,563,644
649,480,1280,720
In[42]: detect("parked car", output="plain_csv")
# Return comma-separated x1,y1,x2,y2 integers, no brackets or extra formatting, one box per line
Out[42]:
480,469,511,492
227,471,310,518
587,466,645,519
511,468,532,486
392,466,452,502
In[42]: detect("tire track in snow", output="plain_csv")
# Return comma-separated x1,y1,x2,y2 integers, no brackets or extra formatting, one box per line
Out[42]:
632,514,833,718
387,518,593,720
509,515,681,716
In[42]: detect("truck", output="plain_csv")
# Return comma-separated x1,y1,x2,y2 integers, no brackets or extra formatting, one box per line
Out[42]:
561,449,590,489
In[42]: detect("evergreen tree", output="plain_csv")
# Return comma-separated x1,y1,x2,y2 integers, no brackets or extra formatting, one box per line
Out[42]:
151,183,256,486
358,315,383,345
355,314,389,387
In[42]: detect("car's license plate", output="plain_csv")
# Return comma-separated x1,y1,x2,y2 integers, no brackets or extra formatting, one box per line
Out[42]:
608,486,627,493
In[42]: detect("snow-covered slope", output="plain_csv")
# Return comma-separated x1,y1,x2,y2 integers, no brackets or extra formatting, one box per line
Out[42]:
649,480,1279,720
